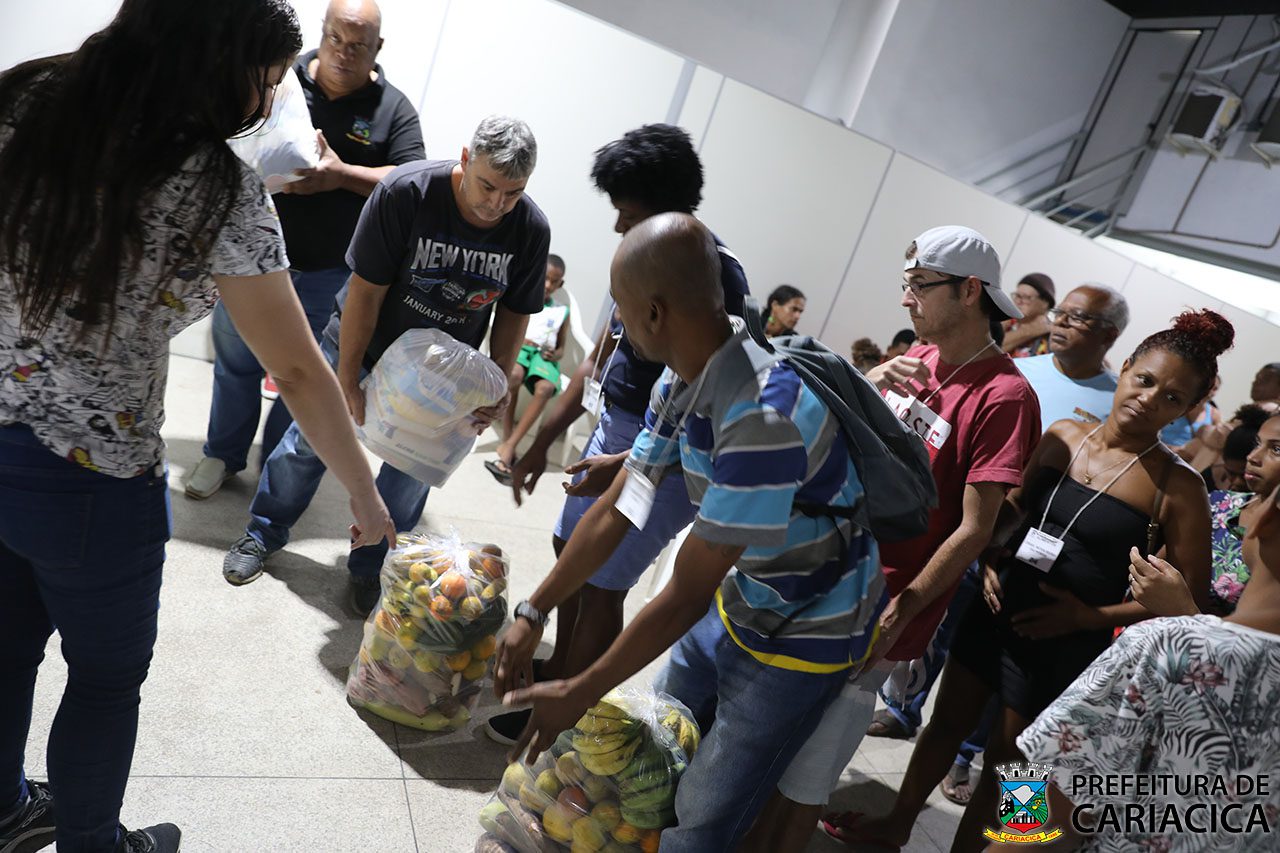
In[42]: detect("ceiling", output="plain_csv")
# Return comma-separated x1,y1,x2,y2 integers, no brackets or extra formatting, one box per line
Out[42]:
1105,1,1280,18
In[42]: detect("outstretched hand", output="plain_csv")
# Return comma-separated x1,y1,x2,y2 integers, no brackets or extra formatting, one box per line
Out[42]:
502,679,593,765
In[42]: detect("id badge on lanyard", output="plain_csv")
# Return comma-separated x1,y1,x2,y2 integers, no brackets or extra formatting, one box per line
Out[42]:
617,468,657,529
884,390,953,451
583,378,604,416
1015,527,1065,573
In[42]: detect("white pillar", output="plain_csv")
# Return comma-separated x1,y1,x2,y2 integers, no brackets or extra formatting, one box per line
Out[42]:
802,0,900,127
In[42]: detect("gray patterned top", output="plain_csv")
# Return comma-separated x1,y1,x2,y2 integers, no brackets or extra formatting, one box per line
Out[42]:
0,145,289,477
1018,615,1280,851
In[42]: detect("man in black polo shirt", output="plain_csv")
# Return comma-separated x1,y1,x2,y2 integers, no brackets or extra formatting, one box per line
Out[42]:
223,116,550,616
186,0,423,500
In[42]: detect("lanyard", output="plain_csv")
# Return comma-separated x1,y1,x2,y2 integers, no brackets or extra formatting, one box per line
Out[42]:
634,356,715,473
592,302,623,384
1039,424,1161,539
918,340,999,406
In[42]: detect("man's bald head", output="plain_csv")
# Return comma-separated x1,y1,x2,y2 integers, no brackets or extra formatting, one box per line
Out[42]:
325,0,382,33
612,212,722,312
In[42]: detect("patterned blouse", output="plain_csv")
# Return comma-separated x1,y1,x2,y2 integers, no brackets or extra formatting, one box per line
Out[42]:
0,129,288,477
1209,490,1252,614
1018,616,1280,851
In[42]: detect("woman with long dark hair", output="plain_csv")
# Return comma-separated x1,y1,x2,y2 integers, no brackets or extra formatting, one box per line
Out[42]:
824,310,1230,852
0,2,394,850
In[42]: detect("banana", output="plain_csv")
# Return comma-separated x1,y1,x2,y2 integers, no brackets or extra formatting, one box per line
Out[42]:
586,695,630,720
620,804,676,830
572,731,628,755
620,783,675,812
579,737,641,776
575,713,640,736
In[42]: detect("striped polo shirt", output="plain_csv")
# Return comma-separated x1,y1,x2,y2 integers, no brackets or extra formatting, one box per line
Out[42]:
627,327,885,673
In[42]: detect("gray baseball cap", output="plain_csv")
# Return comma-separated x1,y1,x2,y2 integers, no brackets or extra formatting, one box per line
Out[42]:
905,225,1020,320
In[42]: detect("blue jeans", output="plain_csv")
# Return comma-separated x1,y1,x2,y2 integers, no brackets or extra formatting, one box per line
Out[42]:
654,604,848,852
0,425,169,852
204,267,349,473
880,562,992,763
245,329,430,579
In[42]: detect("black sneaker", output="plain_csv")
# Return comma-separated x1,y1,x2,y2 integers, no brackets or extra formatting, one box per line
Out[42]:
115,823,181,853
484,709,532,746
0,780,54,853
222,535,269,586
346,575,381,619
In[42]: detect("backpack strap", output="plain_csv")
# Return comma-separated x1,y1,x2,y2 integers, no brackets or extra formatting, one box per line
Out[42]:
1145,454,1175,555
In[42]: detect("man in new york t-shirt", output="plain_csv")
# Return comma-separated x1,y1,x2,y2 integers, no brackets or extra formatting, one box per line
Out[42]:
223,116,550,615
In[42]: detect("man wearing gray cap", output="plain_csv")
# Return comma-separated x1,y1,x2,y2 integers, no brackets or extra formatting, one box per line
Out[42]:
746,226,1042,852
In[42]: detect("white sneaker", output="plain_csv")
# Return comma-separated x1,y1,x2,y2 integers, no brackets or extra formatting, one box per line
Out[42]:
185,456,231,500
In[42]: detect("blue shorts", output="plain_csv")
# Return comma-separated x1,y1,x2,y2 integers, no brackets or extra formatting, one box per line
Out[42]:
554,406,696,591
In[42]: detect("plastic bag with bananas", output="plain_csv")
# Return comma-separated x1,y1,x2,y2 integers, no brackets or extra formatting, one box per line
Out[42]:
346,529,508,732
475,687,701,853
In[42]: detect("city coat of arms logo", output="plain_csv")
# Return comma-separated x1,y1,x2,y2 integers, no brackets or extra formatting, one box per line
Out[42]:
983,762,1064,844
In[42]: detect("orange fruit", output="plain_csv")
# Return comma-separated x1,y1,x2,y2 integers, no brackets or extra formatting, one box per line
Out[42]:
430,595,453,618
445,651,471,672
374,610,396,634
437,571,468,600
471,634,497,660
612,822,642,844
640,829,661,853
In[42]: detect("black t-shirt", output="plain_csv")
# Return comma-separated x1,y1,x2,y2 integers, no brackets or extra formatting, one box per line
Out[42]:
343,159,551,368
601,236,749,415
273,51,425,271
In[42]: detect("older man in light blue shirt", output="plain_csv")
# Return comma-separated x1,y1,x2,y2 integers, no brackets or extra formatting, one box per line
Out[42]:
1015,284,1128,432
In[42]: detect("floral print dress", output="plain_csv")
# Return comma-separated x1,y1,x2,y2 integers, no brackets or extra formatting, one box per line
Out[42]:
1018,616,1280,851
1209,491,1251,614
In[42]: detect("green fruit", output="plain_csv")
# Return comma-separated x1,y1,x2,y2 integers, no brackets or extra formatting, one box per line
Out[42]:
555,751,590,786
535,768,564,800
478,800,509,833
620,804,675,830
620,783,673,812
501,762,530,797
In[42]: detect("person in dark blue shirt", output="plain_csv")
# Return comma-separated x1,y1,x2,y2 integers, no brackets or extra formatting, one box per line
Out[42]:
485,124,749,744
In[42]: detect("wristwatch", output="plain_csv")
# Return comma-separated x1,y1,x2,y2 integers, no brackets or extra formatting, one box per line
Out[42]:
514,599,550,627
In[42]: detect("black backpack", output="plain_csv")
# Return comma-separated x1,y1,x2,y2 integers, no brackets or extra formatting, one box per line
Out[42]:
743,297,936,542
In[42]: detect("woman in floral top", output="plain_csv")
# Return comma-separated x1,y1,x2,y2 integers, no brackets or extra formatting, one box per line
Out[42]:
1129,415,1280,618
1014,483,1280,851
0,3,394,851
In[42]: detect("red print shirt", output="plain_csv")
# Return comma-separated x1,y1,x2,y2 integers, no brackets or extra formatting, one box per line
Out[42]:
879,344,1041,660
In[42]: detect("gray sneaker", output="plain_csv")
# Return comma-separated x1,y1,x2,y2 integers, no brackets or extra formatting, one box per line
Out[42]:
223,535,269,586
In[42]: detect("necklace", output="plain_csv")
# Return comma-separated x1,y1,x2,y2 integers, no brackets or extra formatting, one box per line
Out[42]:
1079,427,1158,486
918,340,999,406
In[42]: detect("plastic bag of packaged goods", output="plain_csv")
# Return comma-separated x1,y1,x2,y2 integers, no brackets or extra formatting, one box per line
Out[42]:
227,69,319,193
357,328,508,487
346,530,509,732
477,687,701,852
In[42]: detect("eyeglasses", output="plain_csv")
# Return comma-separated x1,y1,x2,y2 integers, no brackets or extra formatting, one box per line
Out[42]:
1047,307,1114,331
900,275,963,298
322,28,376,58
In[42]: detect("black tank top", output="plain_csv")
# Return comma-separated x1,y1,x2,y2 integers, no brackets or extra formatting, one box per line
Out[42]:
1002,471,1157,613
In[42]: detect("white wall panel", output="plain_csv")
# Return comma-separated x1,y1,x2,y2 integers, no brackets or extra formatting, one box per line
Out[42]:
1112,265,1219,369
678,66,726,151
420,0,688,327
0,0,117,70
694,80,894,340
1212,304,1279,414
822,154,1028,354
1003,214,1135,297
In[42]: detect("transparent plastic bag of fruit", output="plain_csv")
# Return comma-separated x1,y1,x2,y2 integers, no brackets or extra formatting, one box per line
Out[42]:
357,328,508,487
476,687,701,852
346,529,509,732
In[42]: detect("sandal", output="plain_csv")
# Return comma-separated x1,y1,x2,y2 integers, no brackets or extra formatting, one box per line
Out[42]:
484,459,513,485
818,812,903,850
940,762,975,805
865,708,913,740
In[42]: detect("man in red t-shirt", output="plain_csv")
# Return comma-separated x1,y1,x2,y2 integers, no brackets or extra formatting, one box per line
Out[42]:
745,226,1041,853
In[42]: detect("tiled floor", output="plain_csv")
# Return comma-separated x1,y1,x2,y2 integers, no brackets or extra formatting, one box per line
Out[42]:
22,354,965,852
